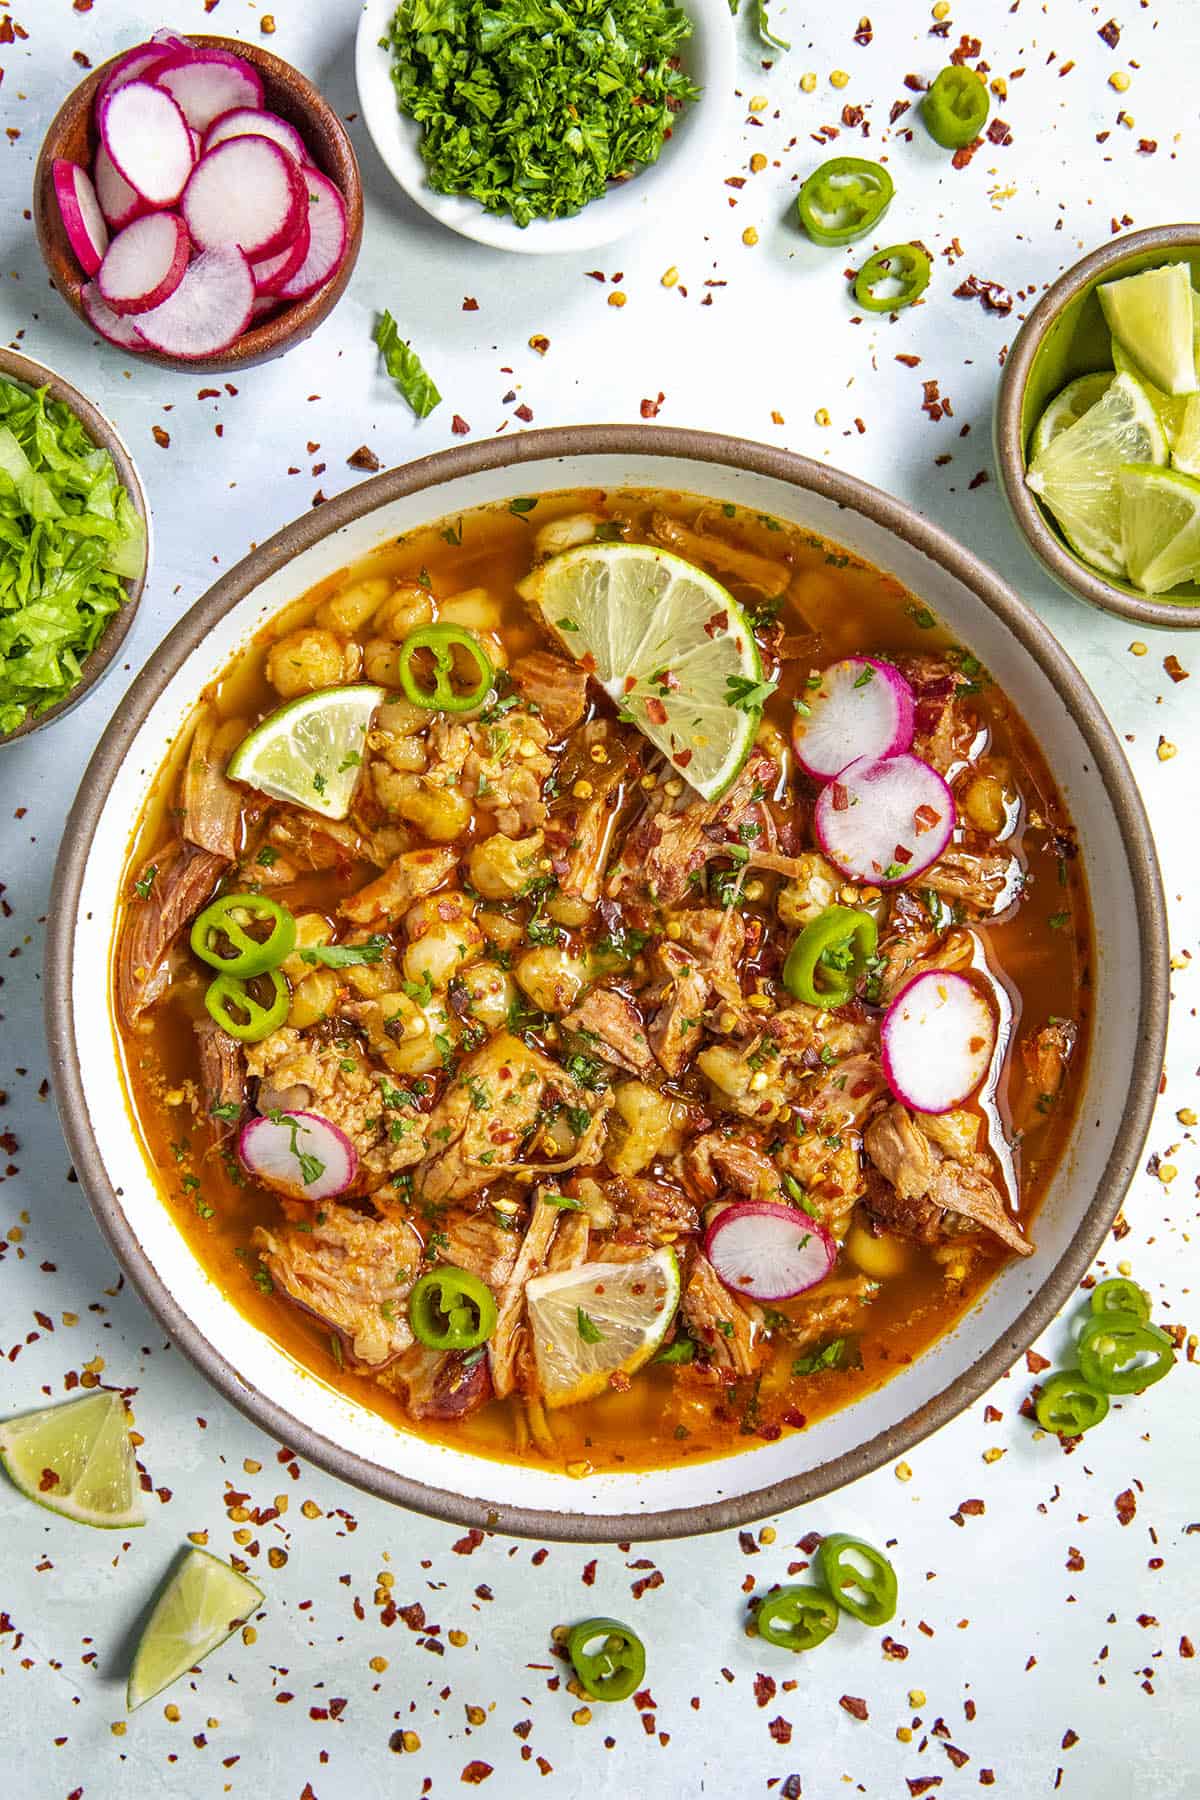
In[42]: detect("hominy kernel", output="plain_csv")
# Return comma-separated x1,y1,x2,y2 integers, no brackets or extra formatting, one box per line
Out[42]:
164,1088,185,1105
744,879,765,901
747,993,773,1011
800,72,818,93
830,69,850,88
661,265,680,288
566,1458,594,1477
991,76,1008,99
895,1460,913,1481
742,226,760,247
641,773,657,790
1118,111,1135,128
666,920,683,940
572,779,594,799
1117,1259,1133,1277
1109,69,1131,91
551,1624,570,1645
750,153,768,173
608,291,627,308
260,13,276,30
378,1570,395,1589
589,743,610,763
664,777,685,797
718,1009,739,1033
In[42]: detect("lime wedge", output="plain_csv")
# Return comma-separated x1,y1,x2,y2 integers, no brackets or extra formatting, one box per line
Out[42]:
526,1247,680,1409
0,1390,145,1529
226,684,385,821
1111,338,1191,450
1118,463,1200,594
518,543,766,801
1170,395,1200,478
1030,373,1113,460
1026,371,1167,575
1098,262,1199,398
128,1548,264,1711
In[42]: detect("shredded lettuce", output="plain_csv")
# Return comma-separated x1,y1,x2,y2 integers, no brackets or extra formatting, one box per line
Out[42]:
0,379,145,736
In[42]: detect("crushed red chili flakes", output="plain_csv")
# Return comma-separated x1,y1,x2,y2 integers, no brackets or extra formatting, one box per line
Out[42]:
986,117,1013,145
954,274,1015,315
754,1673,776,1708
152,426,170,449
839,1695,868,1720
1026,1348,1051,1374
1163,655,1189,682
461,1761,493,1783
890,99,912,123
640,393,665,419
907,1780,943,1796
768,1715,793,1744
1115,1488,1137,1527
347,446,381,472
451,415,471,436
462,297,479,311
1099,20,1121,47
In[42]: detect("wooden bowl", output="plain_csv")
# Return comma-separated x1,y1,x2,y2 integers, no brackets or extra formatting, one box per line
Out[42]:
0,346,150,744
33,34,363,374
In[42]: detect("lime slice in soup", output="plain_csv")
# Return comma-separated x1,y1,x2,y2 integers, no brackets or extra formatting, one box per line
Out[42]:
526,1246,680,1409
0,1390,144,1528
226,684,386,821
519,542,766,800
1118,463,1200,594
1029,373,1113,460
1025,371,1167,576
1098,262,1199,398
127,1547,264,1711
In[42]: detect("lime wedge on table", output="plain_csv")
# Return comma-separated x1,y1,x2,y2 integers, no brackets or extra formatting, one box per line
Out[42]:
0,1390,144,1529
127,1547,263,1711
1099,262,1199,398
1118,464,1200,594
526,1248,680,1409
226,684,385,821
518,543,765,801
1030,373,1113,459
1026,371,1167,575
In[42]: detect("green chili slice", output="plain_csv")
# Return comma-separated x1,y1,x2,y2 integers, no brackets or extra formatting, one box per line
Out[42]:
755,1585,839,1653
782,905,878,1008
1089,1277,1150,1323
1035,1369,1110,1436
797,156,895,247
818,1533,898,1626
191,893,297,977
1077,1311,1175,1395
409,1265,498,1350
921,65,990,150
397,623,494,712
854,243,932,313
567,1618,646,1702
203,968,290,1043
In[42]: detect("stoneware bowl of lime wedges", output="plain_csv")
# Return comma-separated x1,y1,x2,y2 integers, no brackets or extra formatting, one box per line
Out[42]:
995,224,1200,631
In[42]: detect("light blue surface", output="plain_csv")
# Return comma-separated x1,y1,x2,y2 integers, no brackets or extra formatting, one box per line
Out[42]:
1,2,1197,1795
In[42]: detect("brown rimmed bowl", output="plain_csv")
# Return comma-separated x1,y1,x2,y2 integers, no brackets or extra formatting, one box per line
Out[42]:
33,34,362,374
0,346,150,744
995,223,1200,631
45,427,1168,1541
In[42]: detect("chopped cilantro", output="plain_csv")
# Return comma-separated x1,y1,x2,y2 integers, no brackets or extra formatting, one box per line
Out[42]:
576,1307,604,1344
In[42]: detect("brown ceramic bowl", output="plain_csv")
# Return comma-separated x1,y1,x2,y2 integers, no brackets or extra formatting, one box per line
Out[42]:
33,34,362,374
0,346,149,744
995,223,1200,631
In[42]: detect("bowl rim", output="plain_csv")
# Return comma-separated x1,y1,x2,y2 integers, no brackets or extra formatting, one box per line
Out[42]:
994,222,1200,631
44,425,1169,1540
0,345,150,744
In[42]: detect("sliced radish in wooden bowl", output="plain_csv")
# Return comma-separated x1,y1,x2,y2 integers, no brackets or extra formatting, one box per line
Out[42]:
814,751,954,886
276,168,347,300
93,140,147,229
134,244,254,359
81,281,148,350
52,160,109,276
792,656,915,781
99,79,195,206
155,48,265,134
204,107,309,165
238,1109,356,1201
881,970,997,1114
94,42,173,110
250,216,311,295
98,210,190,314
182,135,307,259
705,1201,837,1302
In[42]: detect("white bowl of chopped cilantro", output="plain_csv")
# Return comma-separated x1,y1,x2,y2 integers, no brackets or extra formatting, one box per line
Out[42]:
355,0,734,252
0,349,149,743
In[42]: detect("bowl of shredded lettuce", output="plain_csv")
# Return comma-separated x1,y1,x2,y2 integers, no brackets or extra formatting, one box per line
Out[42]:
355,0,734,252
0,349,149,743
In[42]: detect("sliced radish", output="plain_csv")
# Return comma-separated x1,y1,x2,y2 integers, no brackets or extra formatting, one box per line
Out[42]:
98,211,190,315
52,160,109,276
881,970,997,1114
705,1202,837,1302
204,106,309,166
276,168,347,301
792,656,915,781
94,42,173,111
182,136,307,260
250,215,310,294
81,281,148,351
154,49,264,134
93,141,146,229
249,293,284,322
133,245,254,359
238,1110,357,1201
99,79,195,207
813,751,955,886
150,27,193,49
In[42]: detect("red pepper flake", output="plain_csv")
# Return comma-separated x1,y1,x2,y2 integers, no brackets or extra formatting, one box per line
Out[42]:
645,697,668,726
840,1695,868,1721
1115,1488,1137,1527
891,843,913,866
907,1782,943,1797
889,99,912,123
631,1569,664,1599
1137,139,1158,155
882,1636,909,1659
529,335,550,355
949,34,982,63
461,1762,493,1784
944,1744,970,1769
903,73,927,92
514,404,534,423
895,352,921,367
968,469,990,489
1163,655,1189,683
842,104,865,128
453,1528,484,1555
951,138,983,170
831,782,850,812
1066,1546,1085,1572
462,297,479,311
151,425,170,449
581,1559,597,1586
197,386,220,399
768,1716,793,1744
954,273,1014,315
754,1672,776,1707
673,747,693,769
0,18,13,41
1098,20,1121,47
451,415,471,436
640,394,665,419
986,117,1013,146
725,176,747,189
585,270,606,282
348,446,381,472
1181,1636,1195,1658
1026,1348,1051,1373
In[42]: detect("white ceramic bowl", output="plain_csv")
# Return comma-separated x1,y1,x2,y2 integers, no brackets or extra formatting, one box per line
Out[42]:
46,428,1167,1542
354,0,735,253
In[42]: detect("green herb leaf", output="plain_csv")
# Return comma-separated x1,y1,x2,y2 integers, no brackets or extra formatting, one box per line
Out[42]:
134,864,157,900
725,672,778,712
542,1192,583,1210
373,310,442,418
300,934,389,968
576,1307,604,1344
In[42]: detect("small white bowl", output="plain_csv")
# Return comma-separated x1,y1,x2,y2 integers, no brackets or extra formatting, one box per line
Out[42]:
354,0,735,253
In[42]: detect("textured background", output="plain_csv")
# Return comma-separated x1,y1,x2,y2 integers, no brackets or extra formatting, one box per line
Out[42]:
1,2,1197,1795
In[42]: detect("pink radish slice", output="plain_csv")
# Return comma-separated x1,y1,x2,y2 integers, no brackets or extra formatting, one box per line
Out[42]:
99,79,195,206
150,27,192,48
98,211,190,315
813,751,955,886
249,293,284,322
238,1109,357,1201
94,43,173,111
276,168,347,300
154,49,264,134
792,656,915,781
182,136,306,259
93,142,146,229
133,244,254,359
52,160,109,276
881,970,996,1114
705,1201,837,1302
81,282,148,351
250,215,310,294
204,106,309,165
